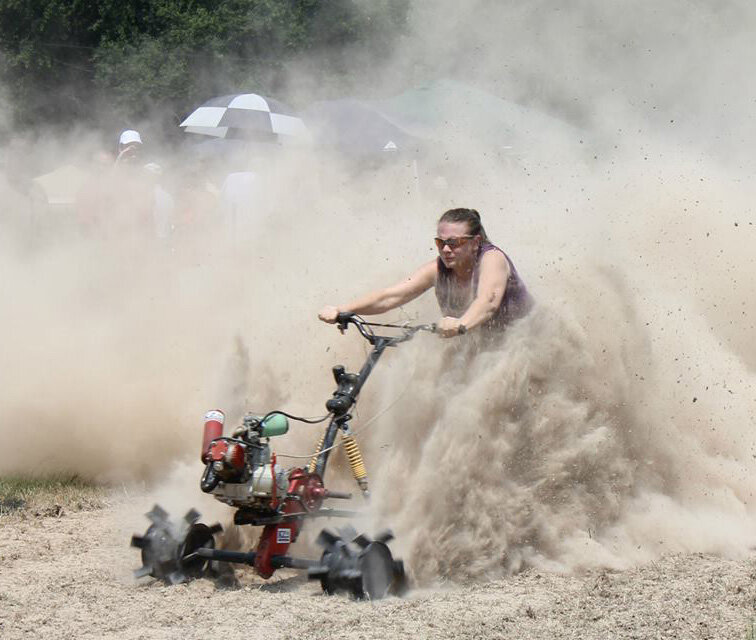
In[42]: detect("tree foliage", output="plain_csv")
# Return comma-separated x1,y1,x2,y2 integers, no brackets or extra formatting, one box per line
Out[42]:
0,0,409,131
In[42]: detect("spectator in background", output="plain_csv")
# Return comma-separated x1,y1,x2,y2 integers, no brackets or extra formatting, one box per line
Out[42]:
219,167,260,237
143,162,176,242
217,151,269,243
115,129,144,167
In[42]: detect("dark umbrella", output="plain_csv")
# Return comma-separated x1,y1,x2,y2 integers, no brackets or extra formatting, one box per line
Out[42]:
373,78,584,151
302,99,421,158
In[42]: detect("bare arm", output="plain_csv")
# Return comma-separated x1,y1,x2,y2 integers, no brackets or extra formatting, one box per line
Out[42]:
460,250,509,328
319,261,436,322
438,251,509,336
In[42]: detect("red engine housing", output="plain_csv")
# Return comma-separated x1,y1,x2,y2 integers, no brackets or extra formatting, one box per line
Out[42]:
253,468,325,578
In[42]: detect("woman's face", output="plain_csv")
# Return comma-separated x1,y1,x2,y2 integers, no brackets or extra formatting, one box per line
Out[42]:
435,221,479,271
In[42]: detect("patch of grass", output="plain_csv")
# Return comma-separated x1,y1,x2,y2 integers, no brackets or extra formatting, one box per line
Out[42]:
0,473,105,516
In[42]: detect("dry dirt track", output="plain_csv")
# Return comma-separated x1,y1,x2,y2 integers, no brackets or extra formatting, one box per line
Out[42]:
1,495,756,640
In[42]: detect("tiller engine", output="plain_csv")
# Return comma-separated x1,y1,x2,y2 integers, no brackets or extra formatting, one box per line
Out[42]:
132,313,435,599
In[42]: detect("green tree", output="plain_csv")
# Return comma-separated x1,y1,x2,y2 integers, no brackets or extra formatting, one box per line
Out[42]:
0,0,410,132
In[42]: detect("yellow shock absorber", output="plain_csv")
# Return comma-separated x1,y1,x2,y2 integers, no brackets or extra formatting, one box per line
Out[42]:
308,432,326,473
342,433,369,496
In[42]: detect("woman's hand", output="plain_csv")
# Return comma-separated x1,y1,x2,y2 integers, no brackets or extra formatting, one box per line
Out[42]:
318,305,341,324
437,316,465,338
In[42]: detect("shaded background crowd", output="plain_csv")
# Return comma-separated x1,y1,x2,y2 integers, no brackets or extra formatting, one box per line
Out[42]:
2,77,585,251
0,0,595,253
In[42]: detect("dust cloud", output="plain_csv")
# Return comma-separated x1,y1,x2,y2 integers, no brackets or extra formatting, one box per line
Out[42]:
1,0,755,583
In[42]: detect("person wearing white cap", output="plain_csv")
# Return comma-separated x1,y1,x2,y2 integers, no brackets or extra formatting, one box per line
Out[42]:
115,129,143,166
110,130,174,240
119,129,142,146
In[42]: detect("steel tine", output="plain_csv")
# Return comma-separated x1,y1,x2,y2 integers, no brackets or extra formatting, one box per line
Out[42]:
316,528,340,548
130,535,147,549
146,504,169,524
183,508,201,524
168,571,186,585
134,565,152,579
374,529,395,544
352,534,372,549
307,566,330,578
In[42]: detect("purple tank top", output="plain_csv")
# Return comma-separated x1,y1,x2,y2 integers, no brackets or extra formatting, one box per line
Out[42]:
435,242,533,330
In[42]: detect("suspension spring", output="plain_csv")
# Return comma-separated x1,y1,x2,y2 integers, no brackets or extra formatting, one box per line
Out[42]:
308,432,326,473
342,434,369,495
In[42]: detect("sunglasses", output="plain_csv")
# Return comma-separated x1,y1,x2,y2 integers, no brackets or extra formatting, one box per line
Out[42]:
434,235,474,249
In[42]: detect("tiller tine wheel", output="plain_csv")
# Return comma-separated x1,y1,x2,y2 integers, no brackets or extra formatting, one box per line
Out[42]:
308,527,407,599
130,505,222,584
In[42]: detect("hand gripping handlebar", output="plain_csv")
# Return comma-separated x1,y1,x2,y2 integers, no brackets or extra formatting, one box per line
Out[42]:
335,312,436,346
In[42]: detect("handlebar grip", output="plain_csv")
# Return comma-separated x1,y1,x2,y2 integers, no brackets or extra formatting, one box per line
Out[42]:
336,312,355,324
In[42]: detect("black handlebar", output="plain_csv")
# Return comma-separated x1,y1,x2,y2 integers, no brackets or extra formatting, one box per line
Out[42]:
335,311,356,330
335,312,436,346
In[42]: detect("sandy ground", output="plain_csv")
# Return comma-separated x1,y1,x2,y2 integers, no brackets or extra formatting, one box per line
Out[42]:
1,496,756,640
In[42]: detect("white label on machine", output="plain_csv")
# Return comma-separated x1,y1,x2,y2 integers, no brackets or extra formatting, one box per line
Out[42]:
276,528,291,544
